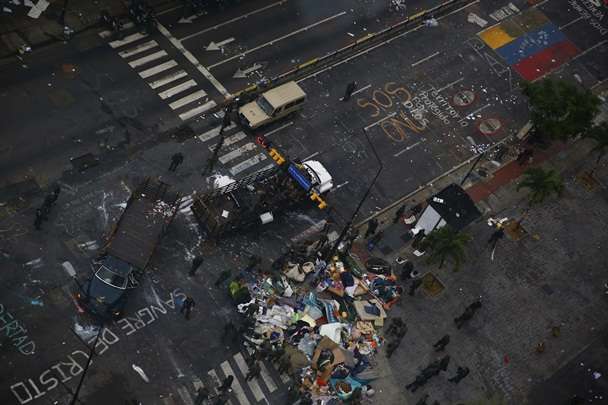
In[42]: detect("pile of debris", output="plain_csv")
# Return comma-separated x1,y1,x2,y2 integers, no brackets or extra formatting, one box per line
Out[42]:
227,249,404,403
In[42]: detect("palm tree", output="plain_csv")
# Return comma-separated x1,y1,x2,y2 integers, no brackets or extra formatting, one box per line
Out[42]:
422,226,471,271
517,167,564,205
586,122,608,166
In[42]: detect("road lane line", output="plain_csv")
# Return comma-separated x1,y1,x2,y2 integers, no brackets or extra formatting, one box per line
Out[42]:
220,361,251,405
128,50,168,68
109,32,147,48
394,141,422,157
148,70,188,89
298,0,480,83
197,123,237,142
459,103,491,122
180,0,288,42
118,40,158,58
139,60,178,78
352,84,371,96
437,77,464,92
234,353,266,402
263,121,293,137
411,51,440,67
179,100,217,120
219,143,258,164
559,16,583,29
209,131,247,151
157,22,230,98
169,90,207,110
158,79,198,99
229,153,268,176
258,362,278,393
364,112,397,131
208,11,348,70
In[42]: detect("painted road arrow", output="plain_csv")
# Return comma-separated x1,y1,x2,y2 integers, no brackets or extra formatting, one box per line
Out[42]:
206,38,235,51
233,62,263,78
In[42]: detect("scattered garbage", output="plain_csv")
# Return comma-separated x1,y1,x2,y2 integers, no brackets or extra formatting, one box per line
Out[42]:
423,18,438,28
132,364,150,383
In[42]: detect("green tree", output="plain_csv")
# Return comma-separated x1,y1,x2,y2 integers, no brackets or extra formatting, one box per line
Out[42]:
522,79,600,141
422,226,471,271
517,167,564,205
586,122,608,165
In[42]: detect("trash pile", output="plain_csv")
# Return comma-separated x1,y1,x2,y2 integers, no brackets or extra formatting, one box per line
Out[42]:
227,250,404,403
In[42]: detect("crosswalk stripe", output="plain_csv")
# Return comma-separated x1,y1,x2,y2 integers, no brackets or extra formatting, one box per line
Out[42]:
161,397,176,405
169,90,207,110
149,70,188,89
234,353,266,402
139,60,178,79
229,153,268,176
118,40,158,58
192,376,204,391
158,79,198,99
178,100,217,120
109,32,147,48
220,361,251,405
219,143,258,164
207,369,220,391
209,131,246,151
177,386,194,405
279,371,290,384
258,362,278,393
128,50,168,68
197,123,236,143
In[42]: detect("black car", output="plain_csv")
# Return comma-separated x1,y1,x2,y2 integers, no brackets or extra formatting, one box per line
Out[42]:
78,255,141,319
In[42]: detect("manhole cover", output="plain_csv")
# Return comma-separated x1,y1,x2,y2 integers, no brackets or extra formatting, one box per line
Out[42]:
453,90,475,107
422,272,445,297
478,118,502,135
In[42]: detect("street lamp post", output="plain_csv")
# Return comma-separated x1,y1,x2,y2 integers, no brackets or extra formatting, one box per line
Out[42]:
325,127,383,260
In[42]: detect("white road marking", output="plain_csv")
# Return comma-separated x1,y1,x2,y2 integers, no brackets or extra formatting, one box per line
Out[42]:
118,40,158,58
258,362,278,393
148,70,188,89
156,22,230,98
180,0,288,42
437,77,464,92
219,142,257,164
169,90,207,110
411,51,441,67
139,60,178,78
298,0,481,83
128,50,168,68
364,112,397,131
209,131,247,151
197,123,237,142
263,121,293,137
351,84,371,96
158,79,198,99
234,353,266,402
459,103,491,122
179,100,217,120
394,141,422,157
278,371,290,384
208,11,347,70
109,32,147,48
229,153,268,176
303,151,319,160
206,37,236,51
220,361,251,405
192,376,204,391
559,16,583,29
177,386,194,405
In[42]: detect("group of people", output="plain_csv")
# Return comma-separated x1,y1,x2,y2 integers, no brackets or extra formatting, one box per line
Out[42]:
34,185,61,230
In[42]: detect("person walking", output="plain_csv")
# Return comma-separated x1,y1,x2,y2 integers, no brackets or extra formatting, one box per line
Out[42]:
218,375,233,394
34,209,43,230
194,386,210,405
342,81,357,101
364,218,379,238
432,335,450,352
409,278,423,296
448,366,470,383
393,205,406,224
169,152,184,172
180,296,195,319
245,362,261,381
487,228,505,248
214,269,231,287
189,255,204,277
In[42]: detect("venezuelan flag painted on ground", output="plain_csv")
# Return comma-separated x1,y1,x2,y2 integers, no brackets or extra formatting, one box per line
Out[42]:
478,8,579,81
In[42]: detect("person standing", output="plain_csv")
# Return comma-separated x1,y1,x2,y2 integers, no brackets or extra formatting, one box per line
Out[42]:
364,218,379,238
34,208,43,230
194,387,210,405
189,255,204,277
342,81,357,101
448,366,470,383
245,362,261,381
218,375,233,394
432,335,450,352
180,296,195,319
409,278,422,296
169,152,184,172
488,228,505,249
393,205,406,224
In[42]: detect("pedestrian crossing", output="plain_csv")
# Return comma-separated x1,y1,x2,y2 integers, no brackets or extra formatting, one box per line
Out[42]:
99,26,217,122
158,348,290,405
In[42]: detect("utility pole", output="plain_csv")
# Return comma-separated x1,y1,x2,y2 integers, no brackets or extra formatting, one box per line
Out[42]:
202,106,232,176
325,127,383,260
